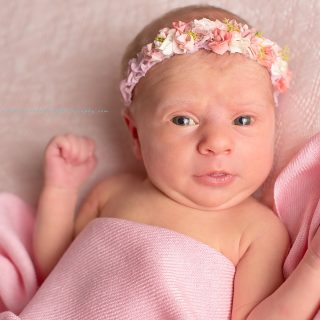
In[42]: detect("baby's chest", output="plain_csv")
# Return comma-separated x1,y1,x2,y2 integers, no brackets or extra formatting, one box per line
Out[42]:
99,192,245,266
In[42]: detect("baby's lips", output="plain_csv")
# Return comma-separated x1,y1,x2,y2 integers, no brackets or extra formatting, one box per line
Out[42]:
196,170,233,177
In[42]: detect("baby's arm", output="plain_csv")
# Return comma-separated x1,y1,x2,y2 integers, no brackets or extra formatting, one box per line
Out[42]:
74,179,109,236
231,211,290,319
33,134,97,281
232,211,320,320
246,227,320,319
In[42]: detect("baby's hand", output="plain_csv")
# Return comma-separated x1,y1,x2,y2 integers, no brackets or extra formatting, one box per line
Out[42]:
43,134,97,191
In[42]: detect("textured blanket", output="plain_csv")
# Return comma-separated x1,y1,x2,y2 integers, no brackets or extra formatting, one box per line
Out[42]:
0,193,37,314
0,132,319,319
273,132,320,319
274,132,320,279
1,218,235,320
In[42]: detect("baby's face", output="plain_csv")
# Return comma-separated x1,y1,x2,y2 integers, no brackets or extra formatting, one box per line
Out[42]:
127,51,275,211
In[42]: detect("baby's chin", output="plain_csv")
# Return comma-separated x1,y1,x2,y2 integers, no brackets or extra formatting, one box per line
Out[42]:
163,186,256,213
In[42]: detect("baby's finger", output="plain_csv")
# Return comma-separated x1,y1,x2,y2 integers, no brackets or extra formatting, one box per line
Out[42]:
53,134,80,163
61,134,78,161
69,136,95,164
48,135,71,158
75,137,90,163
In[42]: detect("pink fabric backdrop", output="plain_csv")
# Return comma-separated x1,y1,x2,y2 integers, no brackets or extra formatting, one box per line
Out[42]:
0,0,319,209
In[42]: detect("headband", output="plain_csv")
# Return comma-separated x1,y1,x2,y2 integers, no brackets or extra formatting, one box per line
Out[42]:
120,18,291,106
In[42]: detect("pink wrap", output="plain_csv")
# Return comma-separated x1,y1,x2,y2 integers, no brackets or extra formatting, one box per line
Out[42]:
1,218,235,319
0,193,38,314
0,132,319,319
273,132,320,319
274,133,320,279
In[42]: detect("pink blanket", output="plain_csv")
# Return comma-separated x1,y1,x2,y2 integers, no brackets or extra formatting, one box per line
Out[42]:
1,218,235,319
0,132,319,319
273,132,320,319
0,193,37,314
274,132,320,279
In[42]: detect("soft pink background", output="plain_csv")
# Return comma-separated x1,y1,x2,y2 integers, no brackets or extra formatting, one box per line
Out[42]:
0,0,319,208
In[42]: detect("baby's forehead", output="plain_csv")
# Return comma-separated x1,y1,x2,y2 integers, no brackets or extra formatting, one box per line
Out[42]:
148,51,267,81
131,53,274,114
136,51,270,96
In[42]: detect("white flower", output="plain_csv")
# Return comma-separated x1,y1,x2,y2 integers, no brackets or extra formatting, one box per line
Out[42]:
193,18,217,31
271,58,288,77
154,28,170,48
159,27,170,36
229,33,251,54
213,19,228,31
255,37,274,48
260,38,275,47
159,29,175,56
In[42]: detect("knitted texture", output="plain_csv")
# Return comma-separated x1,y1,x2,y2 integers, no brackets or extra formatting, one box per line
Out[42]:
2,218,234,319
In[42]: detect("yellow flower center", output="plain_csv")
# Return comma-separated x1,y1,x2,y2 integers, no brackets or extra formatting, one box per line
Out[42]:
223,18,240,32
186,31,197,40
280,46,290,62
258,46,266,60
155,36,165,43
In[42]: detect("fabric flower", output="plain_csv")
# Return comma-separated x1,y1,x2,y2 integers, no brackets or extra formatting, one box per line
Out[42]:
172,21,187,33
258,45,277,68
271,58,289,78
154,28,170,48
245,44,259,60
229,32,251,54
173,31,195,53
274,77,289,93
193,18,217,32
208,28,231,55
158,29,176,56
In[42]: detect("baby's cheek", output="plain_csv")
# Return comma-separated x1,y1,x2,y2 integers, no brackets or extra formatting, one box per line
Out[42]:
257,146,274,178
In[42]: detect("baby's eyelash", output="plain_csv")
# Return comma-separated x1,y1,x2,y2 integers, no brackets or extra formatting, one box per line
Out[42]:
171,115,197,126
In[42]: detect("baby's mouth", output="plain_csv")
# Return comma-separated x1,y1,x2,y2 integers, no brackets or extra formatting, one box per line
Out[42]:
208,172,230,177
194,171,235,186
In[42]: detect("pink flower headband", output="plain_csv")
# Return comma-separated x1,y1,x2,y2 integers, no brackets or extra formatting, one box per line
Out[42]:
120,18,291,106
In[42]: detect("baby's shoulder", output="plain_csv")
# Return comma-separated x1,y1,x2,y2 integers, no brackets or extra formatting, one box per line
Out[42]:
75,173,143,236
252,199,283,226
243,198,290,250
98,172,142,189
95,172,144,206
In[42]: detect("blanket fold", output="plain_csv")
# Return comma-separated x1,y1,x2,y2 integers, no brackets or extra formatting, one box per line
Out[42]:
274,133,320,278
0,193,38,314
273,132,320,319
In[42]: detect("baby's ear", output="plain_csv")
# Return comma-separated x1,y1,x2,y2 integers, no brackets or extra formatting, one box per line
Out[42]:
121,108,142,160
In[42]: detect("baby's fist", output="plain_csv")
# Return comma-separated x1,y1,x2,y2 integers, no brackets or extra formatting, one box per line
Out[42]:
44,134,97,191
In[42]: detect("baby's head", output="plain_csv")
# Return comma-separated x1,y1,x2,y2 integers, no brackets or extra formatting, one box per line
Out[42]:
120,5,291,211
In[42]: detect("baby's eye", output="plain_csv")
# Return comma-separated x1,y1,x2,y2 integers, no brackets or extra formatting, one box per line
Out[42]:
233,115,252,126
171,116,197,126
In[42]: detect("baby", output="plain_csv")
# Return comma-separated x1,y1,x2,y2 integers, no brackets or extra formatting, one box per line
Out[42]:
33,4,320,320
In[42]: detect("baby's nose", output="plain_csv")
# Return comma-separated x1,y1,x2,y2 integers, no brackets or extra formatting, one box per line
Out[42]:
197,125,233,155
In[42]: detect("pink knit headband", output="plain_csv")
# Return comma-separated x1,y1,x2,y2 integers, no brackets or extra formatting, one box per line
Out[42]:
120,18,291,106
